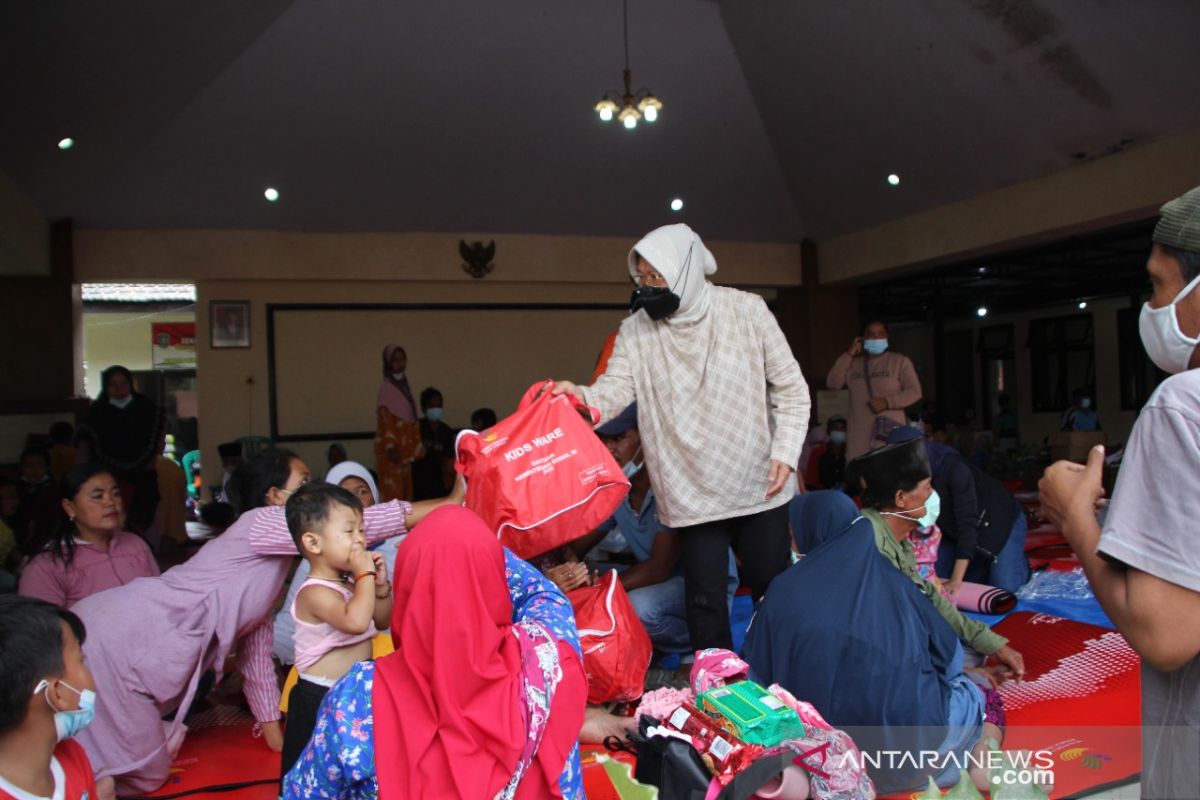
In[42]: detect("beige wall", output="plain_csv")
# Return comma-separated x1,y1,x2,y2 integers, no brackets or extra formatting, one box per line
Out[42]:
196,279,645,491
820,129,1200,285
83,309,196,397
0,167,49,277
75,229,803,287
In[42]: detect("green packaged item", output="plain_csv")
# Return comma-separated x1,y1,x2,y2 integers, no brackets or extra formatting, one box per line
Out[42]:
696,681,805,747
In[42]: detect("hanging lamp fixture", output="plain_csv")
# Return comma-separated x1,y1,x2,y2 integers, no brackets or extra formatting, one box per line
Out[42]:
593,0,662,129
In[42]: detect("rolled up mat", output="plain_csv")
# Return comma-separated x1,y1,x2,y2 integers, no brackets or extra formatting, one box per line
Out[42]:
953,581,1017,614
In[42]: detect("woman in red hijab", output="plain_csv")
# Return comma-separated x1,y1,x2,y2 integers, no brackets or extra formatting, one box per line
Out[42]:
282,505,588,799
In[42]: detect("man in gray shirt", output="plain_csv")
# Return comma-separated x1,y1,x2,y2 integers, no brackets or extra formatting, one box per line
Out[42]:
1041,185,1200,799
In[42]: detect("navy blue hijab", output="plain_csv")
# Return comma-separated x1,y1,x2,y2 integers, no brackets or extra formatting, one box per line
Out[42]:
788,491,860,554
744,491,962,792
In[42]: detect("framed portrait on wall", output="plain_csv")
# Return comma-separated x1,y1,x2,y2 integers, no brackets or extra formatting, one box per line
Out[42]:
210,300,251,348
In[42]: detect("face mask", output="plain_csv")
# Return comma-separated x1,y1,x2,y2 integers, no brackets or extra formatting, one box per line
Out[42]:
1080,398,1092,409
884,489,941,529
425,407,444,422
630,286,680,321
35,680,97,741
1139,272,1200,374
829,431,847,444
622,447,643,479
391,372,405,380
863,339,888,356
109,395,133,409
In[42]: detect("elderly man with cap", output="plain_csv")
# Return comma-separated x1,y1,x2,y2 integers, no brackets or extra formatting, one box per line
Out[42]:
1041,185,1200,798
570,404,737,657
845,437,1025,680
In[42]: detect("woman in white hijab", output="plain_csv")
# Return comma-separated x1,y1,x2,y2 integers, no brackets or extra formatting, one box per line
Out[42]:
553,224,811,651
272,461,400,664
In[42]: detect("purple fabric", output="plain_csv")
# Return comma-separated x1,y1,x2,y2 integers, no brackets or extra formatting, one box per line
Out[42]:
982,686,1006,728
73,508,292,791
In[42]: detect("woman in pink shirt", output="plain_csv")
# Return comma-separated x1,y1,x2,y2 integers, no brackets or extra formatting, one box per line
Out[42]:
19,464,159,608
71,448,464,796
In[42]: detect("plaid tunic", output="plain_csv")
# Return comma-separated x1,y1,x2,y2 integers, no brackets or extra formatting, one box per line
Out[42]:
582,286,810,528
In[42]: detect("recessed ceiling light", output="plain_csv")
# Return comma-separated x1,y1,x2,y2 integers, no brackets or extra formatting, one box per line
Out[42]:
977,266,988,275
264,187,280,202
1078,301,1088,310
976,306,988,318
887,173,900,186
670,198,684,212
57,137,74,150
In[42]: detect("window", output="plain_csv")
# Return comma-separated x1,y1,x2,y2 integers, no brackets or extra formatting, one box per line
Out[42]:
1117,307,1166,410
1028,314,1094,412
977,325,1015,429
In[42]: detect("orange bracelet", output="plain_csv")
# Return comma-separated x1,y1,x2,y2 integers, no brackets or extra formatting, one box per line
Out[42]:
353,570,376,584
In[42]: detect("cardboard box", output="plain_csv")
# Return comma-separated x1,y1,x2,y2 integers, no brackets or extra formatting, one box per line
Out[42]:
1050,431,1107,464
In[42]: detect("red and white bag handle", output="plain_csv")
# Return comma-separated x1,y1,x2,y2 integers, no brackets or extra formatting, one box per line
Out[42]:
520,379,601,426
576,570,619,638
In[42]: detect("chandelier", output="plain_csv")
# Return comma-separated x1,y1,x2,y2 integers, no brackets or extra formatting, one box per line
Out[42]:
593,0,662,129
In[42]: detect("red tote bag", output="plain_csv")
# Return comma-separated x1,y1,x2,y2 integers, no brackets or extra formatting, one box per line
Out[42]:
568,570,652,703
455,380,630,559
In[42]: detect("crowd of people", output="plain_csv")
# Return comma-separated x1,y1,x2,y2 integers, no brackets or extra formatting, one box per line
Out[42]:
1,188,1199,799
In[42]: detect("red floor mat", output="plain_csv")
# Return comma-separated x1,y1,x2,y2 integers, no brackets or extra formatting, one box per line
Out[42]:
143,710,278,800
987,611,1141,798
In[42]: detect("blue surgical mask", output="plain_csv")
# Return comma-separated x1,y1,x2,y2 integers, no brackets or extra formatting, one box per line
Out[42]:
109,395,133,409
829,431,847,444
425,407,445,422
1080,398,1092,409
622,448,643,479
35,679,97,741
863,339,889,356
884,489,941,529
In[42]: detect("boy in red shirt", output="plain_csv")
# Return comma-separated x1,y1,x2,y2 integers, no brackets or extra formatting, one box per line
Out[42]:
0,596,107,800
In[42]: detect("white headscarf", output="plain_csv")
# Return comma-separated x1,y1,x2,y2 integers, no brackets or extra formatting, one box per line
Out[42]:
628,224,718,325
324,460,380,504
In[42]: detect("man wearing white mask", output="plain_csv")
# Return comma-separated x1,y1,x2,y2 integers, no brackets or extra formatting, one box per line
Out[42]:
552,224,810,651
1041,185,1200,799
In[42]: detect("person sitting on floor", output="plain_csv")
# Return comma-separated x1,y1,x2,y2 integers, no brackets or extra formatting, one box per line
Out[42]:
18,464,159,609
885,427,1029,594
282,506,587,799
278,483,392,781
70,448,464,795
846,437,1026,678
804,415,848,490
0,596,110,800
745,491,1011,794
14,448,60,555
568,404,737,656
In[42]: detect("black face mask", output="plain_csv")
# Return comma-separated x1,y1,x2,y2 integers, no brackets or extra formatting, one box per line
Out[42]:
630,286,680,321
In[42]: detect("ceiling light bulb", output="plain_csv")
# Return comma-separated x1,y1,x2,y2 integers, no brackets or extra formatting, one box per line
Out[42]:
670,198,684,212
58,137,74,150
976,306,988,318
638,94,662,123
618,105,640,129
264,187,280,202
594,96,619,122
887,173,901,186
1078,301,1088,310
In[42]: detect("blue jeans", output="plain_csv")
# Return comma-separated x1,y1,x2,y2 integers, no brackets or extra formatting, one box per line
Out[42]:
628,576,691,653
628,575,737,654
936,509,1029,593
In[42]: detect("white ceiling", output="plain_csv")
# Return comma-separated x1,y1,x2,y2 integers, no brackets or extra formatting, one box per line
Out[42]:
2,0,1198,245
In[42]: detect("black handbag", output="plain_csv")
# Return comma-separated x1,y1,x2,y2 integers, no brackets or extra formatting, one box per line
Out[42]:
622,716,713,800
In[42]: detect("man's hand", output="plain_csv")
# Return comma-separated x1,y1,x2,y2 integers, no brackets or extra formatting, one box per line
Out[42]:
260,719,284,752
1039,446,1106,551
545,562,590,593
990,645,1025,681
848,337,864,357
766,460,794,499
868,397,889,415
